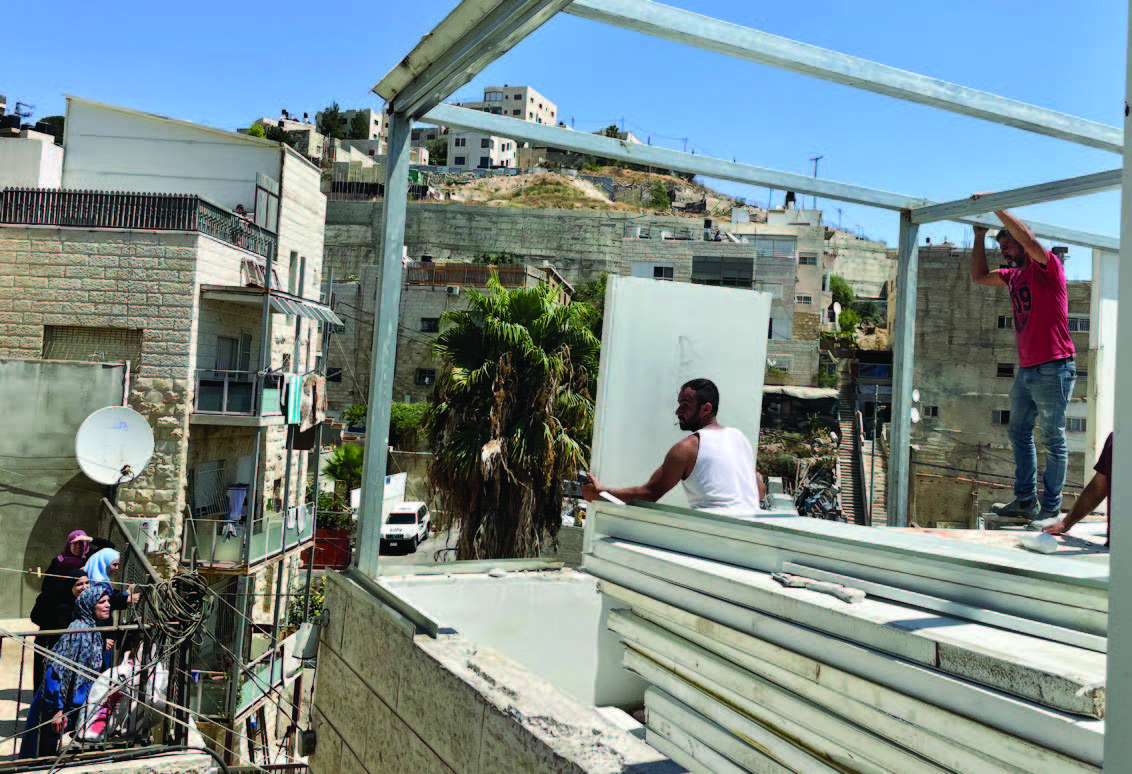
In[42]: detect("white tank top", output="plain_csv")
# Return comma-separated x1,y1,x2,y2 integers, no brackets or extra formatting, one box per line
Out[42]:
681,427,761,515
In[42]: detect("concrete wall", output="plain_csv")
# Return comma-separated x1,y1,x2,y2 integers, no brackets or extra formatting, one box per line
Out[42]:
828,232,893,299
0,137,63,189
63,96,280,212
311,570,674,774
0,360,126,617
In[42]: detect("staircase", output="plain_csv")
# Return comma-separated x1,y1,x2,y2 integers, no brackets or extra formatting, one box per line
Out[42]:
860,433,889,526
836,376,865,524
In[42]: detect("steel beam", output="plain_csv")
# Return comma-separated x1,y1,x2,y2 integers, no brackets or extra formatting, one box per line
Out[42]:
355,112,413,577
566,0,1122,153
423,104,1119,251
373,0,571,118
909,169,1122,224
887,215,918,527
1103,9,1132,769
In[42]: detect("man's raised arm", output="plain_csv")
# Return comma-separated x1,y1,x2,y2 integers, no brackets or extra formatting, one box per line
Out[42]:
995,207,1048,266
971,224,1005,286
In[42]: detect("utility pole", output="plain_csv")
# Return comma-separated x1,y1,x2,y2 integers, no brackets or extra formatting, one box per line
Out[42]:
836,207,843,232
810,155,823,210
683,137,688,154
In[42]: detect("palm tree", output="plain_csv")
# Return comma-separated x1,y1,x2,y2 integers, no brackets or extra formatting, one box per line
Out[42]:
426,274,600,560
323,443,364,497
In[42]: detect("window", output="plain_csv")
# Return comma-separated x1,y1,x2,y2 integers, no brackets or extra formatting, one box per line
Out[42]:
454,156,465,166
998,315,1014,330
923,405,939,418
754,236,796,258
795,294,813,305
42,325,144,369
690,255,754,288
415,368,436,386
766,355,792,374
530,97,534,103
528,113,534,119
454,137,466,147
1068,316,1090,332
993,410,1011,425
1067,417,1087,433
997,363,1015,378
485,91,503,101
653,266,674,280
420,317,440,333
754,281,783,298
215,336,240,371
481,138,490,148
327,367,343,383
478,156,491,168
798,253,818,266
513,109,521,116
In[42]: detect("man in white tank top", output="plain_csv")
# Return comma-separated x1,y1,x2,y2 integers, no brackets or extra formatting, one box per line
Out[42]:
582,378,766,516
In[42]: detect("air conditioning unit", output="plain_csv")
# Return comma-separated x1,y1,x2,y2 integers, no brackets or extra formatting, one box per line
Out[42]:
445,285,461,296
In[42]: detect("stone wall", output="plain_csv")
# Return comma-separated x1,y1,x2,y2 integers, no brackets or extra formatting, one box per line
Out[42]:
311,571,674,774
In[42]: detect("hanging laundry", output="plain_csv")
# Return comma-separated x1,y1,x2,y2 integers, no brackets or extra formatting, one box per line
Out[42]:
283,374,303,425
301,374,327,431
296,503,309,534
224,485,247,541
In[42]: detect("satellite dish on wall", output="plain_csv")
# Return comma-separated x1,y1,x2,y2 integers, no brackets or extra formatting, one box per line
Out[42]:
75,407,155,485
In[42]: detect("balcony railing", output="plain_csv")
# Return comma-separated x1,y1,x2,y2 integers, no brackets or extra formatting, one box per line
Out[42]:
193,370,283,416
0,188,277,259
405,262,534,287
183,508,315,570
189,630,302,721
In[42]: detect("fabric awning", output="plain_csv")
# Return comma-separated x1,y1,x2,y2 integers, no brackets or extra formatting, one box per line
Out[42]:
269,295,343,325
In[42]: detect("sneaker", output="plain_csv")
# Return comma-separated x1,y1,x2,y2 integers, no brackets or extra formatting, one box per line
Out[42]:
991,498,1039,519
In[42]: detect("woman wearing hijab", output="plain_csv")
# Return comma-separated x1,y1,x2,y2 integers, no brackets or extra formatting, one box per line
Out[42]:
28,569,91,698
46,531,95,575
20,587,113,758
83,548,138,611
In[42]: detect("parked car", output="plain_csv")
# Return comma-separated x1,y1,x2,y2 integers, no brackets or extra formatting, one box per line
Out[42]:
380,501,431,551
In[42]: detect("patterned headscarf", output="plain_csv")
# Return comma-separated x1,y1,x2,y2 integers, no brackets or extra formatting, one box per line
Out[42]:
48,586,108,705
84,548,120,588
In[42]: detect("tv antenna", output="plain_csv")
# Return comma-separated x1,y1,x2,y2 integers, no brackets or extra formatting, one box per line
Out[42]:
75,406,155,484
14,101,34,120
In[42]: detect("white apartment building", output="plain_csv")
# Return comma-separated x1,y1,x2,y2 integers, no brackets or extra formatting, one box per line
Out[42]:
447,85,558,169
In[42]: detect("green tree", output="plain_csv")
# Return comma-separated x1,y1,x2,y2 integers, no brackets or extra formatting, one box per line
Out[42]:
471,251,519,265
317,103,346,140
573,273,607,339
426,137,447,166
349,111,370,140
390,401,428,450
39,115,64,144
839,308,861,334
830,275,855,309
600,124,625,140
425,274,600,560
246,123,266,138
649,181,670,210
264,123,298,148
323,443,364,495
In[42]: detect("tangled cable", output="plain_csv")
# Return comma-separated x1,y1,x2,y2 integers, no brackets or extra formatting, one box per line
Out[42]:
136,571,214,651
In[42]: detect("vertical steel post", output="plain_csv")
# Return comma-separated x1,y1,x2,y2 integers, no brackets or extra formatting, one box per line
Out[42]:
1102,11,1132,768
887,214,919,527
869,384,878,525
356,112,412,577
1087,249,1117,472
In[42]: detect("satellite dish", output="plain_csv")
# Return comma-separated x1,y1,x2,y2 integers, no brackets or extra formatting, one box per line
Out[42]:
910,407,922,424
912,389,921,403
75,407,155,485
832,302,842,316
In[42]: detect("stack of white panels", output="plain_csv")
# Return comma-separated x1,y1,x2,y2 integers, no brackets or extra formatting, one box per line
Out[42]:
584,502,1106,773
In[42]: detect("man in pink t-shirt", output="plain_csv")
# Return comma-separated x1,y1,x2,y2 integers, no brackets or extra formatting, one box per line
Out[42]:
970,195,1077,522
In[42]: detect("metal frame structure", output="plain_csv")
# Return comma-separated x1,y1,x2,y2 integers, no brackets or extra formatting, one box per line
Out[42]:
364,6,1131,763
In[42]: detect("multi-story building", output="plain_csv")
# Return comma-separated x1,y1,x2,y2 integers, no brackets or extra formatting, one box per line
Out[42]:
0,95,334,763
447,85,558,169
0,124,62,189
897,242,1091,527
340,107,385,140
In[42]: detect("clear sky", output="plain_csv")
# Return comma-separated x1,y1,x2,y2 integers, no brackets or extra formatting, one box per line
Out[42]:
8,0,1127,278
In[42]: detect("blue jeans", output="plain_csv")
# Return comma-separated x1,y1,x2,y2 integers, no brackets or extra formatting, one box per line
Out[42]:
1008,359,1076,511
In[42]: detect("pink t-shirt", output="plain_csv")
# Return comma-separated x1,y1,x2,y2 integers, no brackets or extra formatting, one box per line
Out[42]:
999,251,1075,368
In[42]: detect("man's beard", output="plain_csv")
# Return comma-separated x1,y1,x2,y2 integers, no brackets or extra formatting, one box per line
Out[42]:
679,416,704,432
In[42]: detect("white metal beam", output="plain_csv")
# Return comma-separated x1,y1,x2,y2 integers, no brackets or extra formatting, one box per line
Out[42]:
888,215,918,527
423,103,1119,251
373,0,572,118
565,0,1123,153
909,169,1122,225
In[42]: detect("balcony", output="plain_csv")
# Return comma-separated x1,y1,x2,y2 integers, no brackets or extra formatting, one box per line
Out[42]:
183,507,315,572
189,629,304,721
191,370,284,427
0,187,278,259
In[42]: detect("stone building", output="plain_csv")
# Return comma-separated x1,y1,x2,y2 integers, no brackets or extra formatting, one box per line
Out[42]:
898,242,1092,527
448,84,558,169
0,95,334,763
323,199,827,396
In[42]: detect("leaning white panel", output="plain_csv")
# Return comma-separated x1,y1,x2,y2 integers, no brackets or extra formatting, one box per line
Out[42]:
589,277,770,512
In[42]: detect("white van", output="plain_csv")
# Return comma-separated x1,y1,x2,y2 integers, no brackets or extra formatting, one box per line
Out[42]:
381,501,431,551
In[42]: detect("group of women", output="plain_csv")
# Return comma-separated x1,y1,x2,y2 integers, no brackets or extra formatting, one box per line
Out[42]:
20,530,139,758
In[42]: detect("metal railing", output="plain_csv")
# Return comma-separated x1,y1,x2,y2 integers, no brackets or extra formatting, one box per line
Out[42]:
183,508,315,570
193,370,282,416
0,188,277,259
405,262,534,287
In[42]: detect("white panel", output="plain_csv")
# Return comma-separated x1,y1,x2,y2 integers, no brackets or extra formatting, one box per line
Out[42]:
590,277,770,510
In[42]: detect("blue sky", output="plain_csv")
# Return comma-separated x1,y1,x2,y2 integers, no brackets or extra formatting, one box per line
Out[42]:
8,0,1126,278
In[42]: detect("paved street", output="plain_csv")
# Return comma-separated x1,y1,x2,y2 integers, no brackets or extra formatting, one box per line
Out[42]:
378,528,460,567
